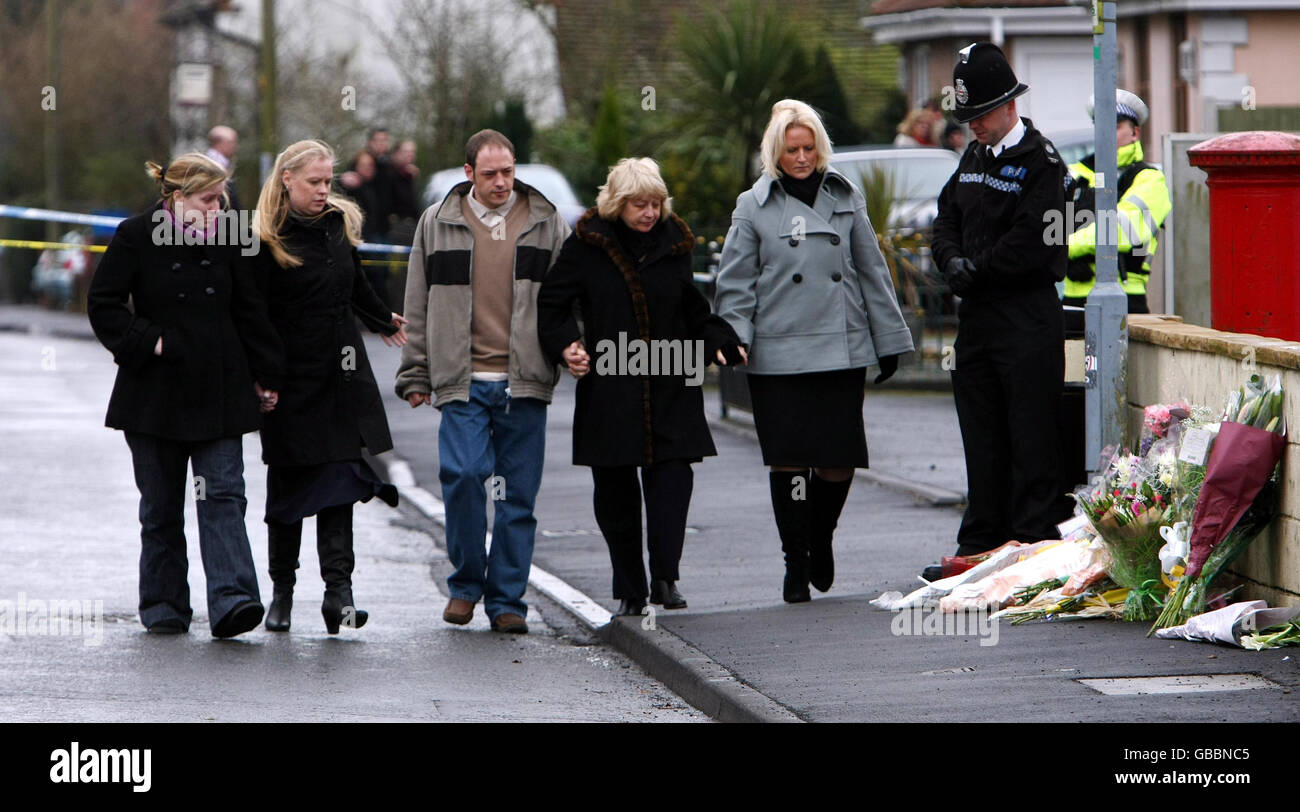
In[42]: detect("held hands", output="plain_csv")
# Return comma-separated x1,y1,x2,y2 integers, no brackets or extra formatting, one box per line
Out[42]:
716,342,749,366
254,382,278,413
943,257,977,297
562,340,590,378
382,313,410,348
407,392,431,408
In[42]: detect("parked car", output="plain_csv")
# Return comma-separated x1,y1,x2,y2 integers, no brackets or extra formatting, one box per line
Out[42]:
1043,128,1163,173
421,163,586,228
829,147,959,231
1044,128,1095,168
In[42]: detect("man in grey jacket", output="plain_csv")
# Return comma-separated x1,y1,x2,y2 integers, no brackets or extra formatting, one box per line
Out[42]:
396,129,570,634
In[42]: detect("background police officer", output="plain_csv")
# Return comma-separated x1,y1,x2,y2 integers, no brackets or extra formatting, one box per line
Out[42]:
1062,90,1171,314
929,43,1070,562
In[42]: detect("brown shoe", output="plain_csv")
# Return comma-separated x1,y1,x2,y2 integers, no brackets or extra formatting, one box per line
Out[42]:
491,613,528,634
443,598,474,625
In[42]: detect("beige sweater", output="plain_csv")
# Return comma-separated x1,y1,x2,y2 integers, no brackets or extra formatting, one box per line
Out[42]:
462,195,529,373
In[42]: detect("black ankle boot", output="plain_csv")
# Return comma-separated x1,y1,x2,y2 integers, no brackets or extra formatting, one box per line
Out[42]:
770,471,811,603
265,520,302,632
808,473,852,593
649,579,687,609
615,598,647,617
317,504,367,634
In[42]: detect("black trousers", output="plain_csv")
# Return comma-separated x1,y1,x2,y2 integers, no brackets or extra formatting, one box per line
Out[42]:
590,460,694,600
952,288,1068,553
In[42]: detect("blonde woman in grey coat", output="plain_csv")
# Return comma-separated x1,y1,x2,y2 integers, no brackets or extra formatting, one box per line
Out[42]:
714,99,914,603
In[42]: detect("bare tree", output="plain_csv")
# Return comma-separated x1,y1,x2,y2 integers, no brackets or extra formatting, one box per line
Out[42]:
378,0,524,170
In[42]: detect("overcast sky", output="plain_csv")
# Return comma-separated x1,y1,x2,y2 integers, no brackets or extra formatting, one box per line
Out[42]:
216,0,565,125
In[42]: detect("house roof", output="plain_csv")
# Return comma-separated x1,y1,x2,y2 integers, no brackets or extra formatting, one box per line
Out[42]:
862,0,1092,43
869,0,1071,13
869,0,1300,15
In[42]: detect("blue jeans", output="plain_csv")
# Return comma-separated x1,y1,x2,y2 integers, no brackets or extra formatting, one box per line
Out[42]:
438,380,547,620
124,433,262,632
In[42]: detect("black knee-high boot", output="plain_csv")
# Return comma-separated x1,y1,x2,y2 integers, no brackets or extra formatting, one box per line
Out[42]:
317,503,367,634
769,470,811,603
808,472,852,593
265,519,302,632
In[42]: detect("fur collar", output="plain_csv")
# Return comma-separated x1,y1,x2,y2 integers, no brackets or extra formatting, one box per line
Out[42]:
572,207,696,467
575,208,695,261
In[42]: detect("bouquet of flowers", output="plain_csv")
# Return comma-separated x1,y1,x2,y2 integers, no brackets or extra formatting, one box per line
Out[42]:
1074,443,1177,621
1150,375,1286,632
1140,400,1190,456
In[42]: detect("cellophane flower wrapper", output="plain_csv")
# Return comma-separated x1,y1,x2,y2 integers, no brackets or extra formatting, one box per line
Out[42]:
1150,376,1287,632
1185,378,1287,579
1073,445,1176,620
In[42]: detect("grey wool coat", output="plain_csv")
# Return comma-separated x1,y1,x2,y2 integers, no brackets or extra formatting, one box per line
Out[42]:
713,167,914,375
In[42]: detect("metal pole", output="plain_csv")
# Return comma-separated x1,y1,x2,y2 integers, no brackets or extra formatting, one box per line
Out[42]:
43,0,61,241
258,0,278,185
1085,0,1128,470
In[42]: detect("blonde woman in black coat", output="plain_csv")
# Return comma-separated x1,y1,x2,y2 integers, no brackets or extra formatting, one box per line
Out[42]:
88,154,284,638
537,158,745,616
253,140,408,634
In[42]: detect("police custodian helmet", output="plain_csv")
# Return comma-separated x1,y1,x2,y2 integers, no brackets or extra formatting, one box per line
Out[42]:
952,42,1030,123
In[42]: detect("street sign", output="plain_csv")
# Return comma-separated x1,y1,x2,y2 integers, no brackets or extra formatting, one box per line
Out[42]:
175,63,213,106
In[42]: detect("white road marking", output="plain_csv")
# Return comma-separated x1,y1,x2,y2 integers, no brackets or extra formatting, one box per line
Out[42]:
392,471,612,629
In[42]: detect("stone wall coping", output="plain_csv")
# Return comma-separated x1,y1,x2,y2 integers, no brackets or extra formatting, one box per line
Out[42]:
1129,314,1300,371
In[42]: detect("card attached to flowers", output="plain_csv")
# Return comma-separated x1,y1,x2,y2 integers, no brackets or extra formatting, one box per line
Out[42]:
1178,425,1216,466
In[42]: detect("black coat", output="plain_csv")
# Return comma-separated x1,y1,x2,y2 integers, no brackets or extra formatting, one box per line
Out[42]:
537,210,739,467
88,201,283,442
255,209,398,467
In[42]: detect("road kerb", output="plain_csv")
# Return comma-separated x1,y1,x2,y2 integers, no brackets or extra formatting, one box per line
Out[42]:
368,449,804,723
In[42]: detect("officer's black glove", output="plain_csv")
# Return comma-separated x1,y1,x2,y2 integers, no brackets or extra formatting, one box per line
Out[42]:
943,257,977,296
1065,258,1095,283
873,354,900,384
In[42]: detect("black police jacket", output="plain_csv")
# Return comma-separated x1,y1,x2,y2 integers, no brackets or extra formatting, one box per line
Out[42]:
930,117,1067,297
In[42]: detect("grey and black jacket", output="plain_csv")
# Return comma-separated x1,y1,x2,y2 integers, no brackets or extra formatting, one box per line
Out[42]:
395,180,571,406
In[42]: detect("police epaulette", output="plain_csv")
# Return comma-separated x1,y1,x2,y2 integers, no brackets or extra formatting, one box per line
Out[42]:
1043,141,1060,165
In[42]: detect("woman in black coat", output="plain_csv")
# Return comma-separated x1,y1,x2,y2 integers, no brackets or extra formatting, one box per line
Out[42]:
88,154,284,638
537,157,744,616
254,139,408,634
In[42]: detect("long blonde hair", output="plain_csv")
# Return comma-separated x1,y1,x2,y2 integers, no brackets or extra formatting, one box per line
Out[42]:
255,139,364,268
145,154,229,206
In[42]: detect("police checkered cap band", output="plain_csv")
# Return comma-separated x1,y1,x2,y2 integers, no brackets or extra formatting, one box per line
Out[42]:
1086,89,1149,125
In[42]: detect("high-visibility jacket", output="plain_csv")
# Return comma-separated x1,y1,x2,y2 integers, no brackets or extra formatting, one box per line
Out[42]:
1064,140,1171,298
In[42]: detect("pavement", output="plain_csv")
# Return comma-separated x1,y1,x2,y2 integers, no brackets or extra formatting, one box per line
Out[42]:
5,303,1299,724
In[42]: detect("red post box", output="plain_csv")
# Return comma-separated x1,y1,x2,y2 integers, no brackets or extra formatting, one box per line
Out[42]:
1188,131,1300,340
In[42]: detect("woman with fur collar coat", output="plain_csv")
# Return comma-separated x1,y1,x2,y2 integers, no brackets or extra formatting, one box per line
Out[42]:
538,158,743,617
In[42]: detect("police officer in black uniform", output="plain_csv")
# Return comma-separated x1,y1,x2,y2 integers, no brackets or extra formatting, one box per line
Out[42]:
928,43,1070,565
